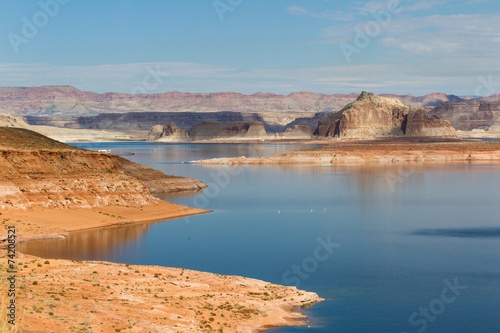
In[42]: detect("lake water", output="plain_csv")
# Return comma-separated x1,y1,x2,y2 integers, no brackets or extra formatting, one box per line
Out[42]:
19,142,500,333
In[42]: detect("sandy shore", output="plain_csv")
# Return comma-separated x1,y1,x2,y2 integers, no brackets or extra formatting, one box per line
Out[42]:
0,193,324,333
0,201,209,245
0,202,324,332
0,197,326,333
0,253,323,333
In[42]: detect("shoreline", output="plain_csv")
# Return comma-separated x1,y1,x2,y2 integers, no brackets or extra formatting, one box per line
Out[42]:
1,200,210,246
58,133,494,144
2,202,325,332
3,253,323,333
66,137,478,144
192,141,500,166
0,127,326,332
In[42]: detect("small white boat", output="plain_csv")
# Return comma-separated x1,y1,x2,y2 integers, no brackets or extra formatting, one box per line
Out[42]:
98,149,112,153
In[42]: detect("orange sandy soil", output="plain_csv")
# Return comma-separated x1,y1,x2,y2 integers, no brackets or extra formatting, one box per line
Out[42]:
0,253,323,333
0,201,209,244
194,140,500,165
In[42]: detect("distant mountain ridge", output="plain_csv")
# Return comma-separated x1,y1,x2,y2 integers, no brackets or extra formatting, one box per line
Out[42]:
0,86,491,119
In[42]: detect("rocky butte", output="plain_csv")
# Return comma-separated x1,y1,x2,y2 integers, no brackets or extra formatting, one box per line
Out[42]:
317,92,456,139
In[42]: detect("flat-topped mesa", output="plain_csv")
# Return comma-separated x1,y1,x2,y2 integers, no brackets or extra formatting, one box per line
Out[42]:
318,92,457,139
191,121,267,140
147,120,268,141
429,100,500,131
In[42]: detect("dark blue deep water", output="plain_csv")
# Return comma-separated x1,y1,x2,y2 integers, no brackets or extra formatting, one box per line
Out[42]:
19,142,500,333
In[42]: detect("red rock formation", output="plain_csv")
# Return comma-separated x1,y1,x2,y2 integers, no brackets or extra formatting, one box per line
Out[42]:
147,122,189,141
148,121,268,141
380,92,464,106
0,86,486,119
0,128,207,209
336,92,408,138
405,107,456,137
318,92,457,138
429,101,500,131
283,125,314,138
191,121,267,140
2,85,494,132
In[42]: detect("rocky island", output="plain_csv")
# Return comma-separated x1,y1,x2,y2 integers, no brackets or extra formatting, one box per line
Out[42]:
193,140,500,165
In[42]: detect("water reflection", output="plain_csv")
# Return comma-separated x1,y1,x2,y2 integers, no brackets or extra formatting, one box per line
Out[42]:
413,227,500,238
18,222,152,261
254,160,500,195
32,142,500,333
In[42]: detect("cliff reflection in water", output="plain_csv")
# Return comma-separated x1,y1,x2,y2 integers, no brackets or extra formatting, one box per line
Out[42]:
273,161,500,199
18,223,152,261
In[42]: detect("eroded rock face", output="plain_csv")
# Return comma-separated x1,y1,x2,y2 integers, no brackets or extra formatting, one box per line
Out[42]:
283,125,314,138
147,125,164,141
337,92,408,138
148,121,268,141
429,101,500,131
0,86,478,117
317,92,456,138
147,122,189,142
2,86,486,131
0,115,30,128
405,107,457,137
0,128,207,209
317,111,342,137
190,121,268,139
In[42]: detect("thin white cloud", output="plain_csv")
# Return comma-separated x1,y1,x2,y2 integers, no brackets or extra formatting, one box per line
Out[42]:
0,62,237,94
320,10,500,60
357,0,447,13
403,0,446,11
286,6,353,21
377,13,500,57
0,61,498,96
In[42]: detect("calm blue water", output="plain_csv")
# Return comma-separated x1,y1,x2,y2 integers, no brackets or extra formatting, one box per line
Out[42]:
19,142,500,333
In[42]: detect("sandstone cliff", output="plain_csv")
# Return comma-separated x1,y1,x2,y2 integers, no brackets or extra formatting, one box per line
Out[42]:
147,122,189,142
337,92,408,138
0,114,31,129
191,121,267,140
317,92,456,139
0,114,148,142
282,125,314,138
147,121,268,141
1,86,489,131
0,128,207,210
429,100,500,131
405,107,456,137
0,86,479,118
380,92,466,106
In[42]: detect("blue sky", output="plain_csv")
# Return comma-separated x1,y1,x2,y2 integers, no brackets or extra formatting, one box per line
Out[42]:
1,0,500,96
